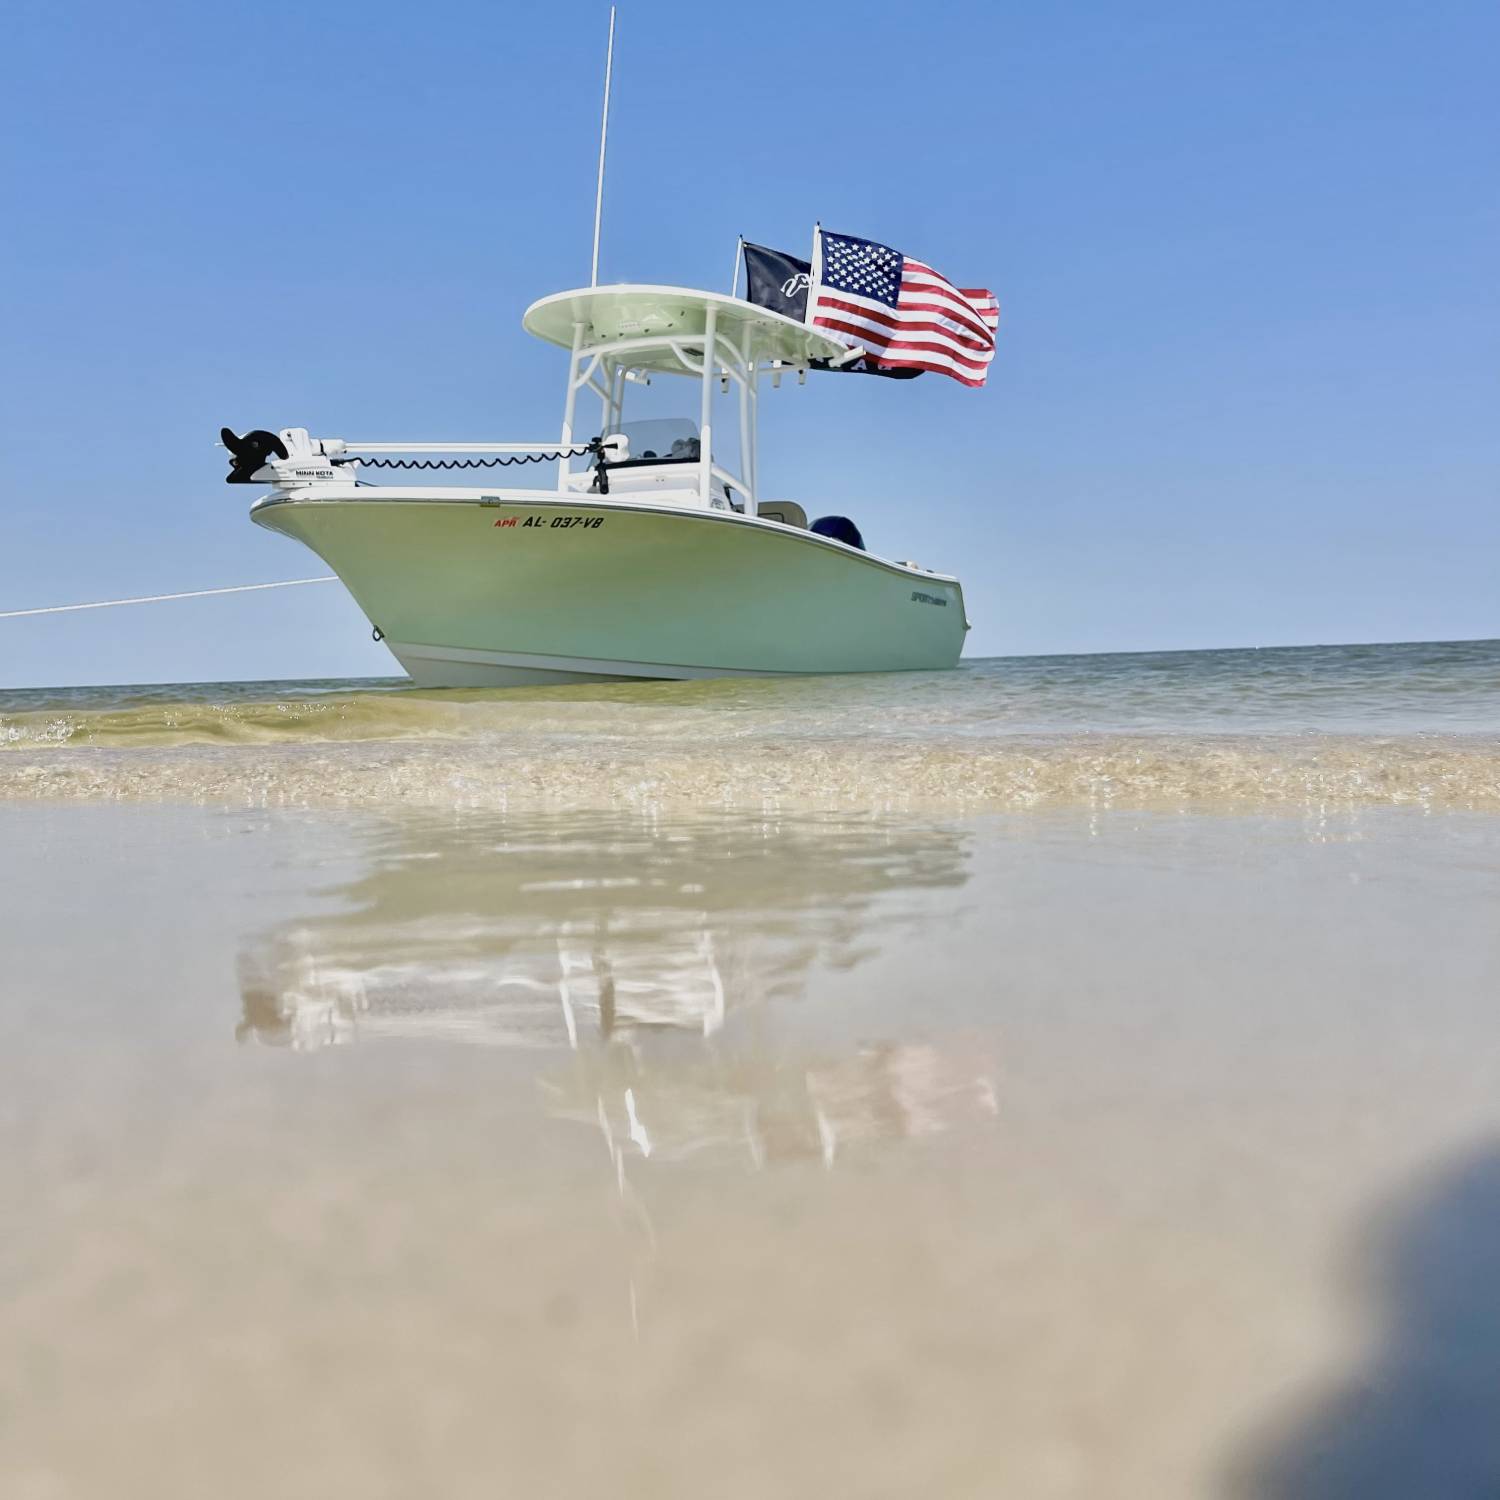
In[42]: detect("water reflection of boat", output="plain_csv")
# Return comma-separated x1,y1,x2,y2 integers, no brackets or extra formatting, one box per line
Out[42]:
237,812,996,1165
544,1038,999,1172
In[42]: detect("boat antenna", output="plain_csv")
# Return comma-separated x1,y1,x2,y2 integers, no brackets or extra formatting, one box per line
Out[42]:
590,6,617,287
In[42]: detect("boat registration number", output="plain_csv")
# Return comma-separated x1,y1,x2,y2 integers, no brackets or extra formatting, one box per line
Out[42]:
493,515,605,530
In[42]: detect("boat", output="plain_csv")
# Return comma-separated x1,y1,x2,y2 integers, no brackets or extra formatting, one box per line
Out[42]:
221,12,981,690
225,283,969,688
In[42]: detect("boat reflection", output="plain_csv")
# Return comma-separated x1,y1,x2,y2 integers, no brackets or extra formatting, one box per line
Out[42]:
237,811,996,1167
544,1037,999,1172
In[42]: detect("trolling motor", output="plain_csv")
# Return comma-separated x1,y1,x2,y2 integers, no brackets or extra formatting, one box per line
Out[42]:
221,428,289,483
220,427,348,487
220,426,623,489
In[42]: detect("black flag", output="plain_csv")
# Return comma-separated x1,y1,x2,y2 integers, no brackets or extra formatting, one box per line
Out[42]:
744,241,814,320
741,241,921,380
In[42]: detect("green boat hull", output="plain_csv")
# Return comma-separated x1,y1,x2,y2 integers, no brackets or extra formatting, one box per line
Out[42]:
252,492,967,687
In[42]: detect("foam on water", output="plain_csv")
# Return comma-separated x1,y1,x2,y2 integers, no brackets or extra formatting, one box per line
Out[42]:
3,640,1498,812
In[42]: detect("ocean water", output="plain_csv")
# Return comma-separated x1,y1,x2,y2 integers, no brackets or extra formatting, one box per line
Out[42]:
2,638,1498,810
5,642,1500,1497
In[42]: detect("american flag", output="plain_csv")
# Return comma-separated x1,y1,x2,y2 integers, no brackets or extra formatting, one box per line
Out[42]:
808,228,999,388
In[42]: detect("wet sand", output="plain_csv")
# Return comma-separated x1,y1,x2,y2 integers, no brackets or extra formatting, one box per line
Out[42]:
4,801,1500,1496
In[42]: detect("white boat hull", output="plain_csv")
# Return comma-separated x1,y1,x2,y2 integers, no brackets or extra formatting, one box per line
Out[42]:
251,489,968,688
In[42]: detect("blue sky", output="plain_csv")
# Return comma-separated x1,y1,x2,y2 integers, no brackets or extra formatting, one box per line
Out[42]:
2,0,1496,687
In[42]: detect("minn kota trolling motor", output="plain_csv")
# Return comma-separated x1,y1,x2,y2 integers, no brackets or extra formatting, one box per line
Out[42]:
220,427,351,487
220,426,618,490
220,427,288,483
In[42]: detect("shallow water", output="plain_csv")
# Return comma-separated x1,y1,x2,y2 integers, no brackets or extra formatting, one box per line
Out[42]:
4,799,1500,1497
3,640,1500,812
4,642,1500,1495
6,639,1500,744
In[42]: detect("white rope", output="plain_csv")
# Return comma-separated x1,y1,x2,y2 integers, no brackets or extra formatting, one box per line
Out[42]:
0,576,338,620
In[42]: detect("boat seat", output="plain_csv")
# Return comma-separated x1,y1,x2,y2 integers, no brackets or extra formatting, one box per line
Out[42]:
756,500,808,528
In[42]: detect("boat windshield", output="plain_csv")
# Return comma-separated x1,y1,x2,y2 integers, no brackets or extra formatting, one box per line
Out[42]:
611,418,701,465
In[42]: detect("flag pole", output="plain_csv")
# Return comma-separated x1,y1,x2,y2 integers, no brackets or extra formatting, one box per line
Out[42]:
589,6,617,287
729,235,743,297
807,221,822,328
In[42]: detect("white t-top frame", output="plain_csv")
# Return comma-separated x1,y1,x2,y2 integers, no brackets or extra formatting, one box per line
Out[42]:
522,286,855,516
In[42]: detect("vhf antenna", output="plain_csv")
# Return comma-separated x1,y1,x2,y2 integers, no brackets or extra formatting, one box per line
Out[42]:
590,7,617,287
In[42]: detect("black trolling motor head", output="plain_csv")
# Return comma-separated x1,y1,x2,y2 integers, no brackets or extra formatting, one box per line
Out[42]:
221,427,289,484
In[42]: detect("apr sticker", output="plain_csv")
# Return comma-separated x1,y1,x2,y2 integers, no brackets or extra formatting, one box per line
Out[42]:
494,515,606,529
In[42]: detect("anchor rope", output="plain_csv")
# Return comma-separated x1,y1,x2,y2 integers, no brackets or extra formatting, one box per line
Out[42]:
0,576,339,620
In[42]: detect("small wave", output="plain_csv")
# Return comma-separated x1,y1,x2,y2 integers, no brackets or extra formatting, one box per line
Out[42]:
0,680,840,751
0,690,480,750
